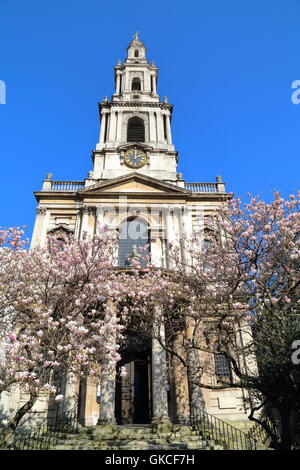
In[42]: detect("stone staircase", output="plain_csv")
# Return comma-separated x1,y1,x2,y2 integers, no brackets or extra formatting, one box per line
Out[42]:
48,424,226,450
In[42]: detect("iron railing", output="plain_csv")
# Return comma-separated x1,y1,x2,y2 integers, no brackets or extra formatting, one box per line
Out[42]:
0,407,78,450
190,408,257,450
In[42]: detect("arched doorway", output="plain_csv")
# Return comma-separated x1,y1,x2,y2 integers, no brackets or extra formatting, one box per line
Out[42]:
115,340,152,424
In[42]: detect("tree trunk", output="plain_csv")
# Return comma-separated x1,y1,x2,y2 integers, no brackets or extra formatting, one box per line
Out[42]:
278,408,292,451
1,391,38,448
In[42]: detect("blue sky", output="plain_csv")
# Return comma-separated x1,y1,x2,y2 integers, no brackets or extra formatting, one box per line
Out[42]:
1,0,300,239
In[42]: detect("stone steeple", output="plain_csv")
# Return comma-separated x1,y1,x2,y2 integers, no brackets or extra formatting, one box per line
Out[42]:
92,34,178,182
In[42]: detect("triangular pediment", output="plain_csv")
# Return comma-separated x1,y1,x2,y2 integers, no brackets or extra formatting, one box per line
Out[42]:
79,173,189,194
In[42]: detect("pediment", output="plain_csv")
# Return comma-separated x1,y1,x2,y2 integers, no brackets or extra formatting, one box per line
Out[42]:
79,173,189,195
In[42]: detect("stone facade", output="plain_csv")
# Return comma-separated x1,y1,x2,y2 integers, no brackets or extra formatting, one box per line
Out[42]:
0,35,253,429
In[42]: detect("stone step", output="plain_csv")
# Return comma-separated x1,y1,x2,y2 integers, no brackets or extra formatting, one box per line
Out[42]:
60,433,215,445
49,430,225,451
49,421,263,451
50,439,223,451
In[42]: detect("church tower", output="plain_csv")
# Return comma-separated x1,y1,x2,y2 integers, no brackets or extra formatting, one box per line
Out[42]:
92,33,177,182
10,34,254,430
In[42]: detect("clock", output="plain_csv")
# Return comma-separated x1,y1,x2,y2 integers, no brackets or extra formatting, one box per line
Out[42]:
124,148,147,168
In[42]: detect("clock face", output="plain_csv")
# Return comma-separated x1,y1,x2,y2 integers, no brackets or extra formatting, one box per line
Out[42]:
124,149,147,168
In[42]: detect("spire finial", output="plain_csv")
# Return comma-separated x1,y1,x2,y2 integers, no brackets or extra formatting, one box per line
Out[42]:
132,31,141,41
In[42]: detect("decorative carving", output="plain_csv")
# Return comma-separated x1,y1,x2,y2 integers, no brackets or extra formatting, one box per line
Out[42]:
81,205,95,215
48,226,74,239
36,206,47,215
130,71,143,80
100,101,173,110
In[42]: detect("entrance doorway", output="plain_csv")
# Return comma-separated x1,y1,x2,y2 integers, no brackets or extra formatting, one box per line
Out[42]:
115,350,152,424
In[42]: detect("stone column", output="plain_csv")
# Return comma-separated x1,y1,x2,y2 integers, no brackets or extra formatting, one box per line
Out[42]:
96,206,105,233
106,113,111,143
172,333,190,424
31,206,47,249
149,111,156,143
181,206,193,266
150,230,161,267
152,309,170,426
80,205,93,238
97,364,116,425
63,371,79,415
74,210,81,239
97,301,117,427
116,72,121,95
116,111,123,142
157,112,165,143
166,112,172,145
99,110,106,144
152,74,157,94
81,379,100,426
186,320,205,421
108,111,116,142
163,207,174,269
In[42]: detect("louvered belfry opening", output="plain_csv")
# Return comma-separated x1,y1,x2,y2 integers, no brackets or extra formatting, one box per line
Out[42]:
132,77,141,90
127,117,145,142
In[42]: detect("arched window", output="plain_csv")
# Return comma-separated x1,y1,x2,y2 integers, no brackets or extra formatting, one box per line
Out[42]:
132,77,141,91
127,117,145,142
134,49,139,57
214,343,232,382
118,217,150,267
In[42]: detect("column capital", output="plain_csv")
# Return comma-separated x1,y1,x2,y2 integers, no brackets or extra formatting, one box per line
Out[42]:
81,205,95,215
36,206,47,215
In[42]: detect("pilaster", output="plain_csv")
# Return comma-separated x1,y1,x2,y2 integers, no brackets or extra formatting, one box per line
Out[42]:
31,206,48,249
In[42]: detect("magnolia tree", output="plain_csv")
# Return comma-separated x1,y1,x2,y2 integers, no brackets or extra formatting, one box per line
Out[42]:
129,193,300,450
0,227,166,445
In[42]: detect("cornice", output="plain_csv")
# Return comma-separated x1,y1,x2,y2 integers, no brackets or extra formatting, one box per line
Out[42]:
99,101,173,111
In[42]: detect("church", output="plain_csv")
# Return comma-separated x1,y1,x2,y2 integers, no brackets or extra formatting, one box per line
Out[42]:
2,35,252,429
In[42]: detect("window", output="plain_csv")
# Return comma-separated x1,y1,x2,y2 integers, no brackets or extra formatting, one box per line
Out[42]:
118,217,149,267
134,49,139,57
127,117,145,142
132,77,141,91
214,343,232,382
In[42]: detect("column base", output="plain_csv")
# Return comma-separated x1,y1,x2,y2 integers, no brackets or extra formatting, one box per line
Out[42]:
97,417,117,426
